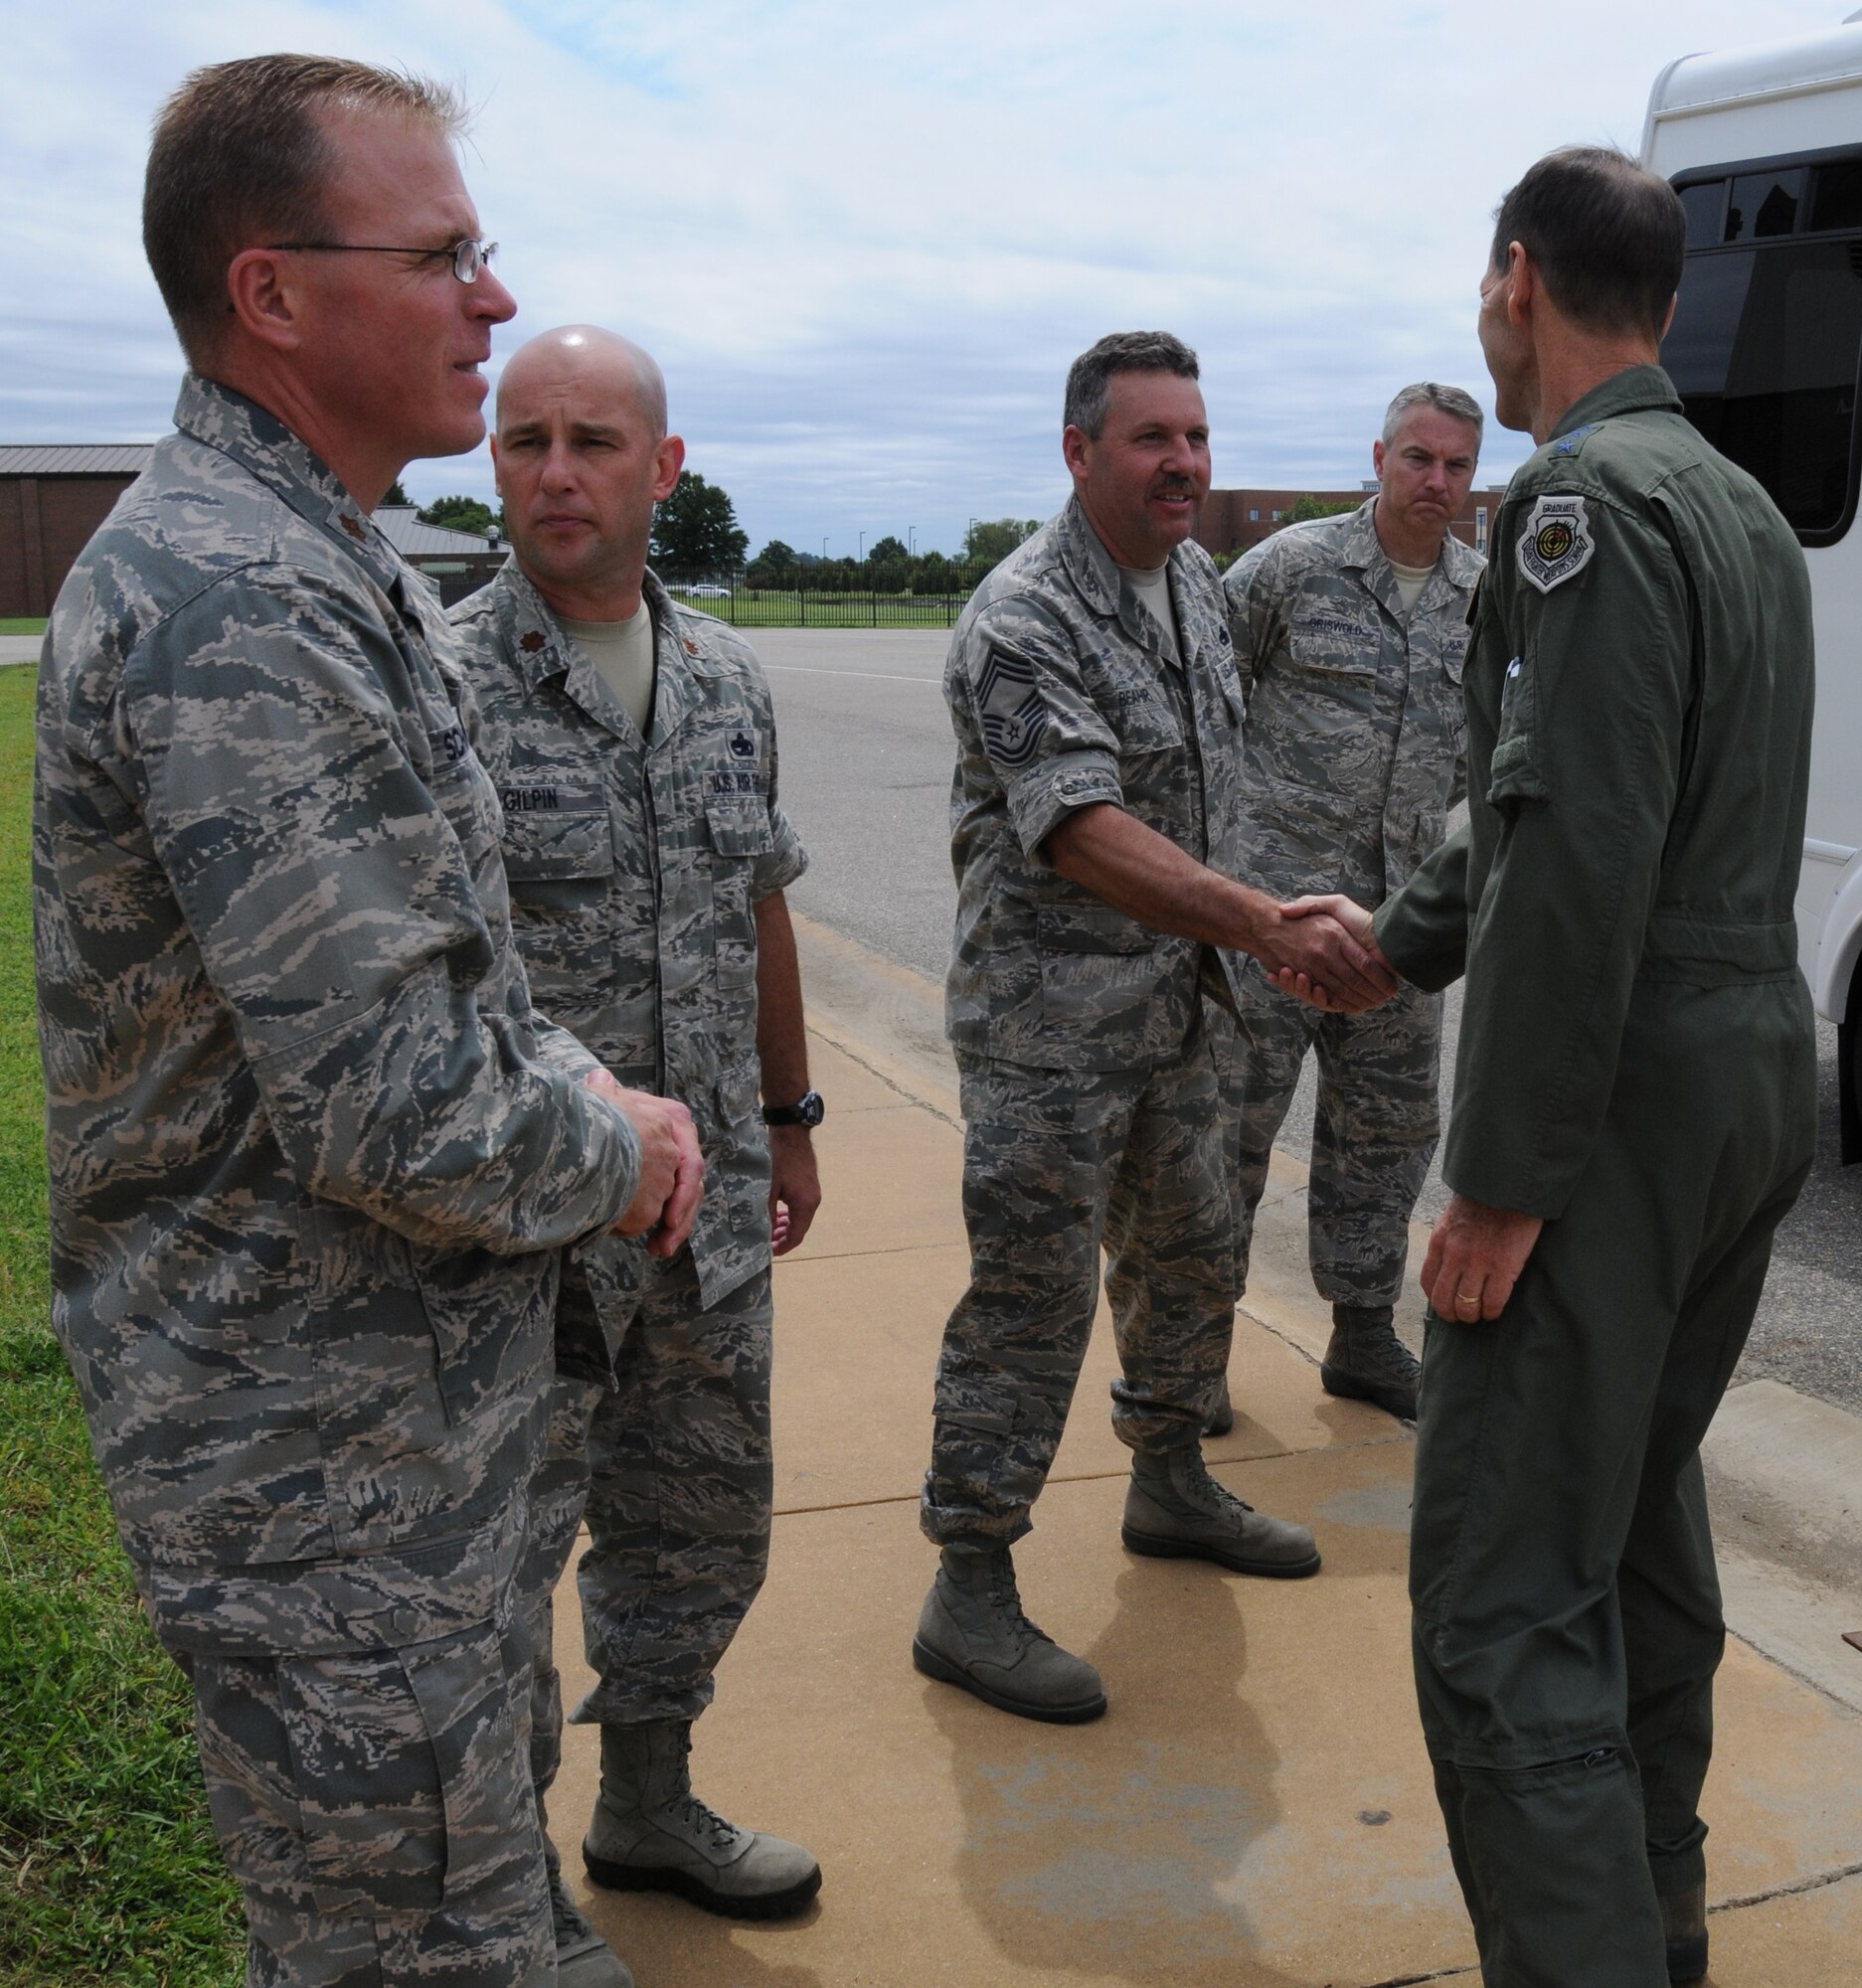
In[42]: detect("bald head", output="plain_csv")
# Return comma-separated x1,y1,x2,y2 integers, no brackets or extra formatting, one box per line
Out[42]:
491,323,685,620
497,324,668,439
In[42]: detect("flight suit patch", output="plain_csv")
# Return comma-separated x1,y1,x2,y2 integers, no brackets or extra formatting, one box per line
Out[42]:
1517,495,1596,594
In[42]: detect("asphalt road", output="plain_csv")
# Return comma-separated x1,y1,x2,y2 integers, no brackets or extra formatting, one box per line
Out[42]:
761,626,1862,1416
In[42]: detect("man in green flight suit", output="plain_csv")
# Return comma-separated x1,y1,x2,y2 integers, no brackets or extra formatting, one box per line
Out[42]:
1290,148,1816,1986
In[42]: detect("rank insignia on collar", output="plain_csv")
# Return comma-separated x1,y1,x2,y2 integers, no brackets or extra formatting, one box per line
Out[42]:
1517,494,1595,594
520,630,547,653
339,514,367,541
685,638,700,655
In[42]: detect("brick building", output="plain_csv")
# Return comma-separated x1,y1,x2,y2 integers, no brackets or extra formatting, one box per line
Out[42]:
0,449,504,616
0,444,153,617
1196,484,1510,563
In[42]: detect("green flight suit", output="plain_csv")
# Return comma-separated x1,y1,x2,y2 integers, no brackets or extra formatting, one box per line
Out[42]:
1376,365,1816,1988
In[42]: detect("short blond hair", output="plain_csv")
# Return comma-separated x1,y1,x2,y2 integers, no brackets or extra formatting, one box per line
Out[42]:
143,54,468,365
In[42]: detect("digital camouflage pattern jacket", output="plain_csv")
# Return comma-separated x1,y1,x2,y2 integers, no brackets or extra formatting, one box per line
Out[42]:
451,562,806,1310
944,496,1250,1074
33,376,640,1652
1223,496,1481,907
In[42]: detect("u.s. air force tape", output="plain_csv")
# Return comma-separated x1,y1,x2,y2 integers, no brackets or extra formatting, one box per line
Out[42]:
1517,494,1596,594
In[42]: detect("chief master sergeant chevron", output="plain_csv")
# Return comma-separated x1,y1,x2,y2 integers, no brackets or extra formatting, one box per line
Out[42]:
32,55,700,1988
913,330,1397,1725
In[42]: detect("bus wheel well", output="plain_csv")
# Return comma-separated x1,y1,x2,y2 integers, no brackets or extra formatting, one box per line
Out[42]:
1842,962,1862,1166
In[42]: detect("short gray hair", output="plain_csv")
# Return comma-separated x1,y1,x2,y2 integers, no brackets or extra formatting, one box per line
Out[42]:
1382,382,1484,450
1064,331,1199,438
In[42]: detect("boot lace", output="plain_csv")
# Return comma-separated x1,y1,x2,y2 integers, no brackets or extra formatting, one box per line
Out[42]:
664,1725,743,1851
979,1553,1051,1651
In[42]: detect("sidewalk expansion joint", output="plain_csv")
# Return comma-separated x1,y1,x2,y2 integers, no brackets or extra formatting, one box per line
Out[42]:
783,1239,958,1266
805,1022,960,1130
1711,1852,1862,1913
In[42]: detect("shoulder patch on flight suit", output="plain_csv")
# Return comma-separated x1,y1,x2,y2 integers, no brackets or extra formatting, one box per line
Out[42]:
1517,495,1596,594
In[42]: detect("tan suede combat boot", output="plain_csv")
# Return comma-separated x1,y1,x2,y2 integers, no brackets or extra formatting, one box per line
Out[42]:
584,1721,821,1921
913,1544,1107,1723
1122,1445,1321,1575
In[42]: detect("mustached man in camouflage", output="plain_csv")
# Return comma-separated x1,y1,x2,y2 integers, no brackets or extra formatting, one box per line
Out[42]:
448,325,823,1975
1218,384,1485,1423
33,55,704,1988
912,331,1399,1726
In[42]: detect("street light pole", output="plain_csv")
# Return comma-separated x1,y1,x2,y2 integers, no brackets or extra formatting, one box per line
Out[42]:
859,531,864,562
822,536,828,561
910,525,917,556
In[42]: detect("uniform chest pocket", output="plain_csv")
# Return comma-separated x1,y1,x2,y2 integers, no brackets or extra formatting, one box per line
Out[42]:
501,809,613,911
704,798,775,860
1289,620,1379,678
705,798,771,990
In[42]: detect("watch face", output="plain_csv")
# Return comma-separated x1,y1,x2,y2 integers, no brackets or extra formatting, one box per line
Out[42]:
798,1090,825,1127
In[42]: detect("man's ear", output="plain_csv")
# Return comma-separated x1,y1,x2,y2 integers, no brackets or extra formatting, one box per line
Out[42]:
1505,241,1534,327
652,432,687,503
1658,292,1677,342
1372,436,1388,482
1062,423,1091,480
225,247,303,354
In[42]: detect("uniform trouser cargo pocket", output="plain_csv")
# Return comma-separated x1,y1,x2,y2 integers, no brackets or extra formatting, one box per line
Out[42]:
194,1616,539,1925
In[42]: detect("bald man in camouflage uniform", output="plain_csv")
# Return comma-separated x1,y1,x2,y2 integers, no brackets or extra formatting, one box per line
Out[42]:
914,332,1396,1726
1220,385,1484,1420
34,58,699,1988
453,325,822,1952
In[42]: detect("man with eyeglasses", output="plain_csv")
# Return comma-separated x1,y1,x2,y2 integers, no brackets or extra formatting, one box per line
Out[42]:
34,54,697,1988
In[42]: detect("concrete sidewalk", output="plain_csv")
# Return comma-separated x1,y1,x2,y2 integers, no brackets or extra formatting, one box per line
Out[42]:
548,1019,1862,1987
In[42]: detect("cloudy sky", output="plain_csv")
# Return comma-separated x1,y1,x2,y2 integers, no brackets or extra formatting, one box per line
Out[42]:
3,0,1851,556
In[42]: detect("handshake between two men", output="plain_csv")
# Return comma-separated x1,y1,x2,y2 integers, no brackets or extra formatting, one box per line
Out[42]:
1039,799,1538,1335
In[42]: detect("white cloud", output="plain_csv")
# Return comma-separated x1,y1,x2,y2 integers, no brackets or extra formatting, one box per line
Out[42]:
0,0,1851,551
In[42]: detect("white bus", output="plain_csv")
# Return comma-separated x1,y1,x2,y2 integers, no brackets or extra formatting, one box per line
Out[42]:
1644,17,1862,1156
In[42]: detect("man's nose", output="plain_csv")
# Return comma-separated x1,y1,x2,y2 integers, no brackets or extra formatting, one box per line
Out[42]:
471,266,518,327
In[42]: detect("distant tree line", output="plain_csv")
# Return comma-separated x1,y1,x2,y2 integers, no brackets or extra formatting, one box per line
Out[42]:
396,469,1052,592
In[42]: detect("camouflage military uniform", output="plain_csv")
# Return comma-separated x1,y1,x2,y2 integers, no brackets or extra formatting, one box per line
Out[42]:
1218,498,1481,1309
923,495,1251,1547
34,376,643,1986
450,562,803,1829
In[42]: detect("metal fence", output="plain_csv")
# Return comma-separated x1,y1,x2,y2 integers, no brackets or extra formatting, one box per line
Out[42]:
663,585,978,629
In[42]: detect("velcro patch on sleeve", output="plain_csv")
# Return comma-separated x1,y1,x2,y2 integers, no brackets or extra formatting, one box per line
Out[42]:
1517,495,1595,594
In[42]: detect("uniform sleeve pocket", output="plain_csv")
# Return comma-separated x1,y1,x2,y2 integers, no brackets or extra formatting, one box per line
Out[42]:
1485,659,1549,811
278,1618,531,1915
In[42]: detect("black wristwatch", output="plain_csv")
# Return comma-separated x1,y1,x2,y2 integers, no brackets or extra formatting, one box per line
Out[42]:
762,1089,825,1129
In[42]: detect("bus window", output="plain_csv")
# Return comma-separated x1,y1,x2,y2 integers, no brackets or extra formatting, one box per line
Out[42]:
1726,168,1805,240
1811,159,1862,233
1664,239,1862,540
1680,180,1727,248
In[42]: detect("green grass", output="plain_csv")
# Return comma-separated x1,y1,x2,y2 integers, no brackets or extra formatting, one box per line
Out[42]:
0,670,242,1986
0,621,47,638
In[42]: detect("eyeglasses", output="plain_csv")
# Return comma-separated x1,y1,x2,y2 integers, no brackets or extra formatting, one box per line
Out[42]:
264,239,499,283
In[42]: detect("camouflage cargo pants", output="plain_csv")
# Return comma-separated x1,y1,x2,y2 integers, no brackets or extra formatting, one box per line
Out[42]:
922,1024,1234,1549
1212,966,1442,1310
513,1372,606,1869
556,1253,774,1738
186,1616,550,1987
